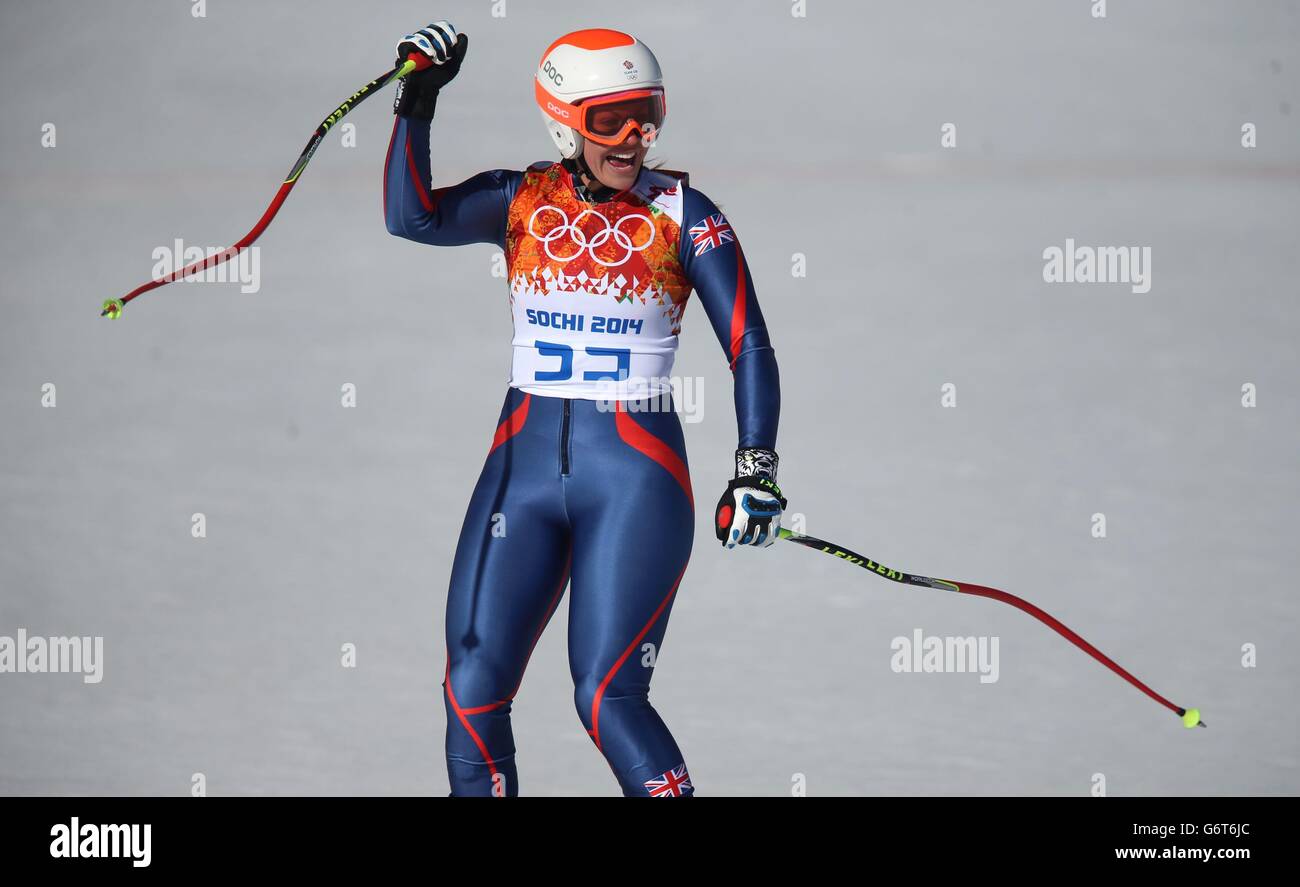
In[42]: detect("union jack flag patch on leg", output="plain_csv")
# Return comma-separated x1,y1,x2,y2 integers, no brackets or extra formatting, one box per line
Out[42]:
645,763,693,797
688,213,734,257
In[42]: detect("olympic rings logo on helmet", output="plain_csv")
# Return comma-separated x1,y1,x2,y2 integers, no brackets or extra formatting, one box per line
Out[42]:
526,205,655,267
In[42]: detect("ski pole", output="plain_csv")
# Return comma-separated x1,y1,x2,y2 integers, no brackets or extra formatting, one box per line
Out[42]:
100,54,432,319
775,527,1205,729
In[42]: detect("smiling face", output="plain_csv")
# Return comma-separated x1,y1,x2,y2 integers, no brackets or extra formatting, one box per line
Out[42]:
581,129,648,191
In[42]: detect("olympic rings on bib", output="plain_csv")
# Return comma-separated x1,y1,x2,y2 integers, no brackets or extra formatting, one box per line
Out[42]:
526,205,656,267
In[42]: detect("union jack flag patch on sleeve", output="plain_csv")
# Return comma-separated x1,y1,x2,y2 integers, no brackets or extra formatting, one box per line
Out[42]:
644,763,693,797
688,213,734,257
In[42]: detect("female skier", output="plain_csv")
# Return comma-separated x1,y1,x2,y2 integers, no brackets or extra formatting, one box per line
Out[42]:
385,22,785,797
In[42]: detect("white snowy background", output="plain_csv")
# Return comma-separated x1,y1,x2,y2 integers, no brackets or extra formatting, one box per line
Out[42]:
1,0,1297,795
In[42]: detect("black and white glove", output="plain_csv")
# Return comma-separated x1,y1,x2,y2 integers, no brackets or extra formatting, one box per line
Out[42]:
392,21,468,120
713,448,787,549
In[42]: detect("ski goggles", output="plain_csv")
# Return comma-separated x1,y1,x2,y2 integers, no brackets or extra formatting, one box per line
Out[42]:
537,84,667,147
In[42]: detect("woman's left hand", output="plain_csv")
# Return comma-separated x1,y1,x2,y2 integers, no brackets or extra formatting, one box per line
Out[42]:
714,475,787,549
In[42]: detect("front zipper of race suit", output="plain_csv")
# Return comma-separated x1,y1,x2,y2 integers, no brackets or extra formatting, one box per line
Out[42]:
559,397,572,476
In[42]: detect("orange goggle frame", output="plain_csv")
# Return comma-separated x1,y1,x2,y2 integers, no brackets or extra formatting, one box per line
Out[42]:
536,83,667,147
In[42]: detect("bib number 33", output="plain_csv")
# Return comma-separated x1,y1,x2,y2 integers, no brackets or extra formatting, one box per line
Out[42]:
535,341,630,381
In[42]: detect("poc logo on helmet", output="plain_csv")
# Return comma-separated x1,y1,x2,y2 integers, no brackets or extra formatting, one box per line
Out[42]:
542,60,564,86
546,101,570,120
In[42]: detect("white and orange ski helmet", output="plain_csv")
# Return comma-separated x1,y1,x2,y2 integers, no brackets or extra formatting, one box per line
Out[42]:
534,28,666,159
